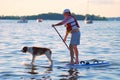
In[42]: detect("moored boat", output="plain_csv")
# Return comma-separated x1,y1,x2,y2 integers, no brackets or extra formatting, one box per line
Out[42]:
84,17,93,24
17,18,28,23
37,18,42,22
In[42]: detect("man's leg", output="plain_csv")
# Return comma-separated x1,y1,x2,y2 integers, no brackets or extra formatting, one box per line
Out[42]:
73,45,79,64
69,44,74,64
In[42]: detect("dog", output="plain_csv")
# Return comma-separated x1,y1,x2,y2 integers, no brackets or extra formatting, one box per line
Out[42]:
21,46,52,66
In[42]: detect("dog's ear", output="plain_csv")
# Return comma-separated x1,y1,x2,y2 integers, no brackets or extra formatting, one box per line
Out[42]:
22,46,28,53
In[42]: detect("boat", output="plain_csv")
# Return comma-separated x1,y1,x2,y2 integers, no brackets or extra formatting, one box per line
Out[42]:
84,0,93,24
84,16,93,24
17,18,28,23
37,18,42,22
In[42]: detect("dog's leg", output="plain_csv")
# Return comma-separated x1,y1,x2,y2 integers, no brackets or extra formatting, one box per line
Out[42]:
31,55,36,65
45,51,52,66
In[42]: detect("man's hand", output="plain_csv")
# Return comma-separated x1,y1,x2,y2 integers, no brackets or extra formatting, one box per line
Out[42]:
52,24,55,27
63,37,67,42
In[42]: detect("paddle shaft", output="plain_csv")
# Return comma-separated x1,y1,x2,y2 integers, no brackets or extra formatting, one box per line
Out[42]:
53,27,77,60
53,27,69,50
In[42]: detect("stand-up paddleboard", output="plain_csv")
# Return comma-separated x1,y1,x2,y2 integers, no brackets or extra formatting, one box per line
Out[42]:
66,59,110,68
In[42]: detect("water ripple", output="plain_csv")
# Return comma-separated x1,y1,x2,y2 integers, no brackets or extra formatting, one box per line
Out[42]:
0,20,120,80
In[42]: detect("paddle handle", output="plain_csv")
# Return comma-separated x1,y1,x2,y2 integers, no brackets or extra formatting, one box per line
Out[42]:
53,27,69,50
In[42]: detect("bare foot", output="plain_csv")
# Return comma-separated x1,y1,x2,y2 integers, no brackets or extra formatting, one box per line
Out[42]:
74,61,79,64
67,62,74,65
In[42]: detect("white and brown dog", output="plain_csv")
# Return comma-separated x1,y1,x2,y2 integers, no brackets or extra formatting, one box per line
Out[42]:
21,46,52,66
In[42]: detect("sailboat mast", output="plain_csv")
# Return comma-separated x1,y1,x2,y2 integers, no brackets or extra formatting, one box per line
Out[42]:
86,0,89,16
84,0,93,24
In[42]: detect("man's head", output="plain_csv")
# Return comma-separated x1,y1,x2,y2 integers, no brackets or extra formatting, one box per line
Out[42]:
63,9,70,13
63,9,71,17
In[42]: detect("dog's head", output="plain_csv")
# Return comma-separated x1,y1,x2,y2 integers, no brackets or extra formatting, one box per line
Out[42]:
21,46,28,53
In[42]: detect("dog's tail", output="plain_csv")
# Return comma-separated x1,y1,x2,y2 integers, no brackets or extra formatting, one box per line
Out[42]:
49,50,52,55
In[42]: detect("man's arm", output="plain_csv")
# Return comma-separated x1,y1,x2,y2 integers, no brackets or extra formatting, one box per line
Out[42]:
63,31,69,42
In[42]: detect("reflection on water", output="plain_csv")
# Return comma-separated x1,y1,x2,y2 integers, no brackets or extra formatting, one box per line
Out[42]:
25,65,39,74
21,63,53,80
59,68,79,80
0,20,120,80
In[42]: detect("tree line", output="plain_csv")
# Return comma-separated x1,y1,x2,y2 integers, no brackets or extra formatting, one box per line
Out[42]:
0,13,106,20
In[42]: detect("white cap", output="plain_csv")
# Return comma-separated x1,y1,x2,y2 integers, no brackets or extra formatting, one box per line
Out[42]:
63,9,70,13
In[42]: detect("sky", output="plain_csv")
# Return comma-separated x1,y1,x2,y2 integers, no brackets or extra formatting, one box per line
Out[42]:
0,0,120,17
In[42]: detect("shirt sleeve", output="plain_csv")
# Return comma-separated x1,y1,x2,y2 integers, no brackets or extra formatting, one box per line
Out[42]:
61,16,70,24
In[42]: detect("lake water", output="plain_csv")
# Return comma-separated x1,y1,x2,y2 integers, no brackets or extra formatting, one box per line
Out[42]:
0,20,120,80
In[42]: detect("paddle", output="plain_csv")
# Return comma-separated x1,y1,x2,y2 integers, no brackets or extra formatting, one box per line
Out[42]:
53,26,76,60
53,27,69,50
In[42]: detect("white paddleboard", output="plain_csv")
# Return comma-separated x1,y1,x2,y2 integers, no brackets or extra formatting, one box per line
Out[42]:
66,59,110,68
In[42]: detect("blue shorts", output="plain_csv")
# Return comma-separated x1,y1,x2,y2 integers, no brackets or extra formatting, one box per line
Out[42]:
70,31,81,45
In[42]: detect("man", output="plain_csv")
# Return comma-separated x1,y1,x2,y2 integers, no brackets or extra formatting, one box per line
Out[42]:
52,9,81,64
